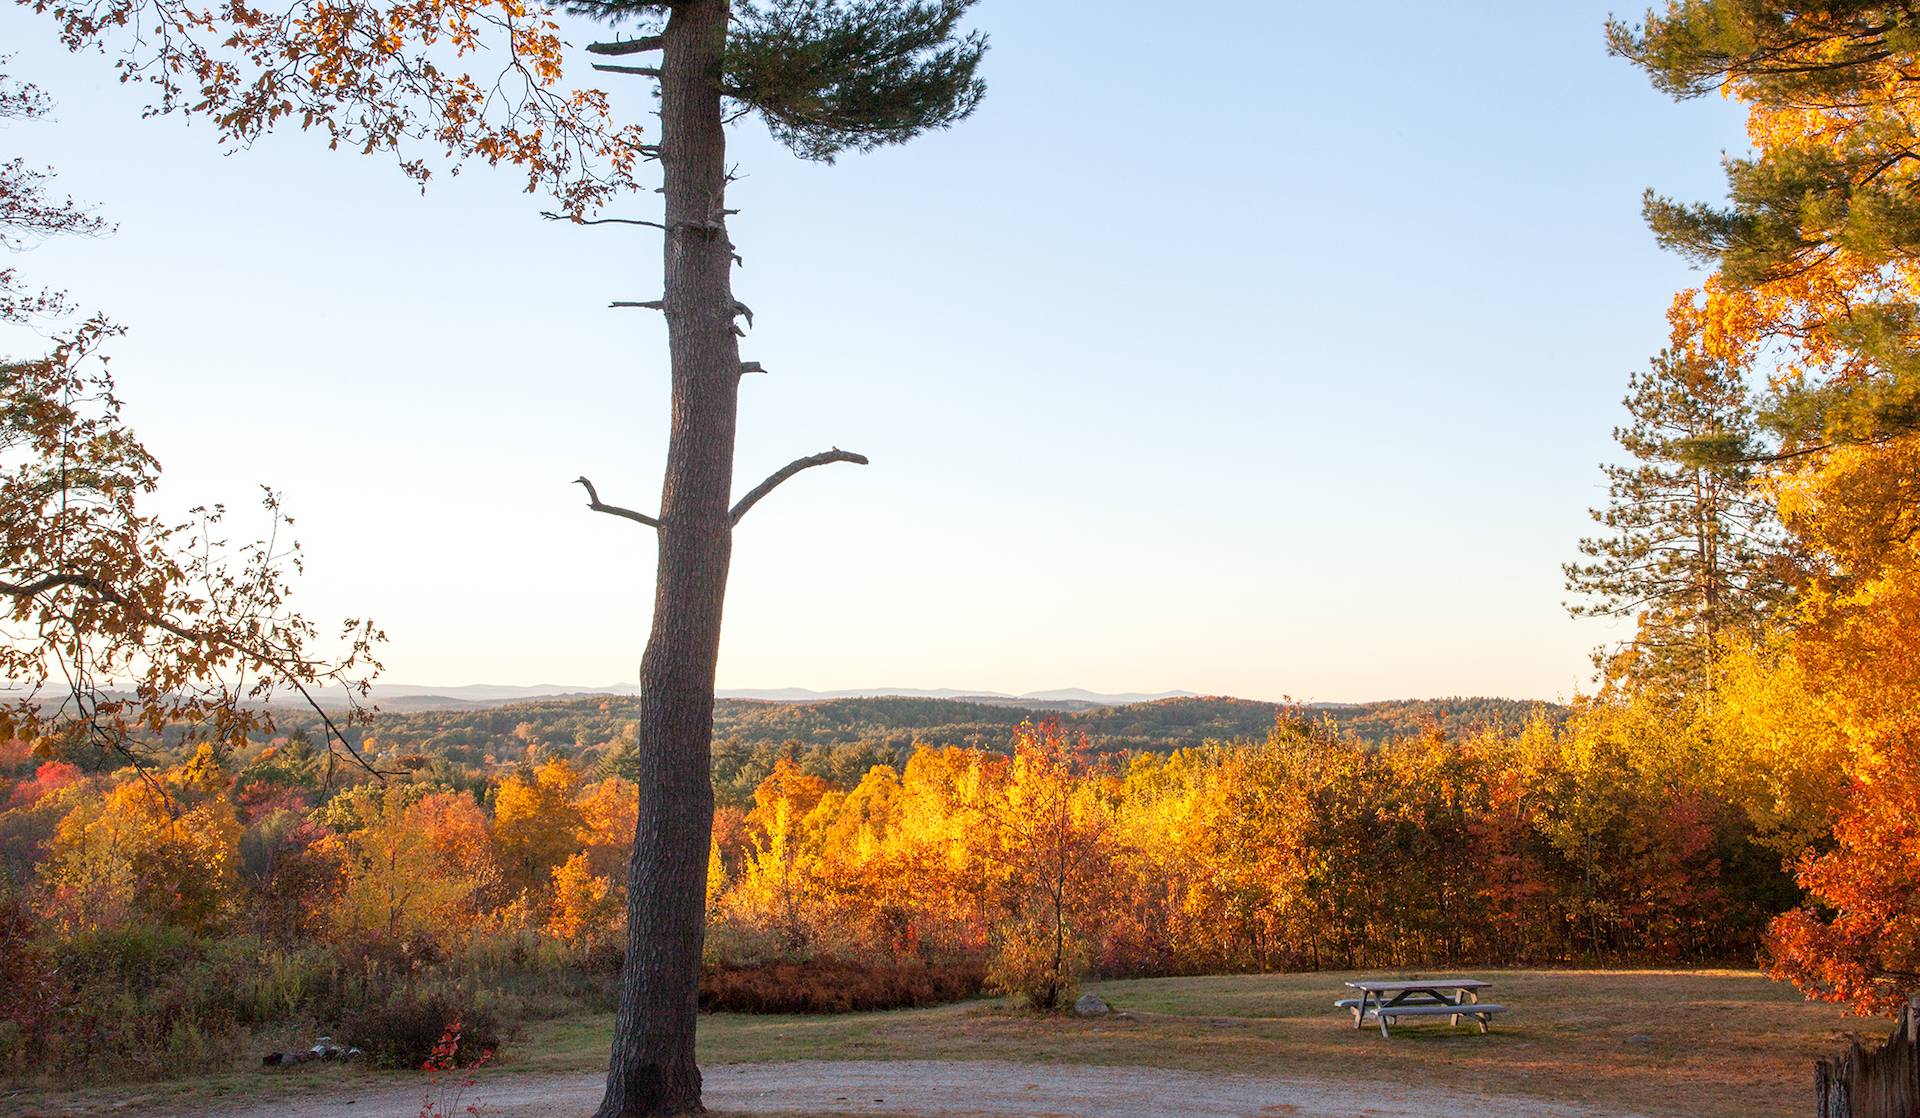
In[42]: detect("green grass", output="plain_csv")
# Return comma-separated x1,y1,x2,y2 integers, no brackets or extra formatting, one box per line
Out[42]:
4,969,1880,1118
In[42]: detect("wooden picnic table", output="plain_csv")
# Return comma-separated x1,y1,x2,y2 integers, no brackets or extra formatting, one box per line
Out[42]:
1338,978,1503,1038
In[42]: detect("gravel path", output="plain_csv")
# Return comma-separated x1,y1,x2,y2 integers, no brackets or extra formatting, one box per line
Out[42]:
199,1060,1649,1118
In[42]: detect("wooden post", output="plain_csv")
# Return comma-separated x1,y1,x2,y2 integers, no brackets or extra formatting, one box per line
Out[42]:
1906,998,1920,1118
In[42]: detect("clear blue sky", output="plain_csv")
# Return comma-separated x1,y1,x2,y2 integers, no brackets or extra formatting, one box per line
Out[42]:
0,1,1747,702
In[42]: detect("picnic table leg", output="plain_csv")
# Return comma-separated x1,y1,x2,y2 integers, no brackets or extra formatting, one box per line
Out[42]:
1379,1011,1392,1039
1453,988,1479,1028
1352,991,1367,1029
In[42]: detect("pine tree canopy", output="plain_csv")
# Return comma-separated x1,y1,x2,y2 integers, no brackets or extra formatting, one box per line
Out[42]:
1606,2,1920,101
1611,2,1920,453
1566,347,1789,691
569,0,987,161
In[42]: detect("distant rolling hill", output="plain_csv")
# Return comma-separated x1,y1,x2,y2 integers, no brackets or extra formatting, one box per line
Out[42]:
274,692,1566,807
322,683,1200,710
305,692,1564,751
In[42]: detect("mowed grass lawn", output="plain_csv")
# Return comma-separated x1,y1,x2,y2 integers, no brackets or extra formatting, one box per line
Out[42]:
12,969,1875,1118
513,969,1870,1118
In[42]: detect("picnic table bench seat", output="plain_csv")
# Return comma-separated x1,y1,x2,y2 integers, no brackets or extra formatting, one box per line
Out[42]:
1369,1002,1506,1037
1340,979,1505,1038
1334,995,1452,1010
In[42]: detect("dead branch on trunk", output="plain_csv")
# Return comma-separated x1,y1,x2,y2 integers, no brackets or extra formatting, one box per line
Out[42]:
542,211,668,231
574,477,661,528
593,63,665,78
588,35,665,56
729,449,870,527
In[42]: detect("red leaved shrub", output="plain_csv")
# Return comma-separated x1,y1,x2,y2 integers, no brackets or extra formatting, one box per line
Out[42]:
341,993,500,1069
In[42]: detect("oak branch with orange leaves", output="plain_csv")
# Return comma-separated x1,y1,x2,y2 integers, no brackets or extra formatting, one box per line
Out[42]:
1,64,384,785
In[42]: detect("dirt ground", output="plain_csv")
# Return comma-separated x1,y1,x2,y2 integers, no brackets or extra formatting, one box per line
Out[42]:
193,1059,1649,1118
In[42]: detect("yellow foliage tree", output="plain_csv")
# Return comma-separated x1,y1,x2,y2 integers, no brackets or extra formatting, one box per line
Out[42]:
980,722,1111,1010
324,791,480,949
492,758,585,898
575,775,638,881
730,763,832,955
40,754,242,933
545,851,619,953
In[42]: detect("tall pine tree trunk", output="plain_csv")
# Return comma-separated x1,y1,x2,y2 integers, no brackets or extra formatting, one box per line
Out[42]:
598,1,739,1113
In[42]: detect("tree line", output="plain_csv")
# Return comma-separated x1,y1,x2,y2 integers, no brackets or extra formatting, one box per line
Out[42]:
0,694,1813,1079
249,692,1565,809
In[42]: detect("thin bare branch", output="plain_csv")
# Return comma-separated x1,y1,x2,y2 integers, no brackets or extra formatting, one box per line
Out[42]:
593,63,665,78
575,476,661,529
729,449,870,527
542,210,667,231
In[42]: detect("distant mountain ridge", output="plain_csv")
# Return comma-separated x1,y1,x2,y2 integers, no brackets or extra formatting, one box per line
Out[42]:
347,683,1201,710
717,686,1199,705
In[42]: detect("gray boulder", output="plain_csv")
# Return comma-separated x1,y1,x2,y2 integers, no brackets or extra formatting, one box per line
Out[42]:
1073,993,1110,1017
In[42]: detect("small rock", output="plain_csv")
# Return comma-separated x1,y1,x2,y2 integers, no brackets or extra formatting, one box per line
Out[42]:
1627,1034,1654,1046
305,1036,350,1062
1073,993,1110,1017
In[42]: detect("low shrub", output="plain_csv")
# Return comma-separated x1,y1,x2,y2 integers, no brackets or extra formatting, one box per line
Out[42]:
7,927,357,1081
0,893,64,1071
338,991,500,1069
699,958,985,1014
449,933,622,1017
986,927,1085,1012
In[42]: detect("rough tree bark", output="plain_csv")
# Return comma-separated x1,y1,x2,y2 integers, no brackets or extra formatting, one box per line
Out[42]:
571,2,977,1110
597,2,740,1113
